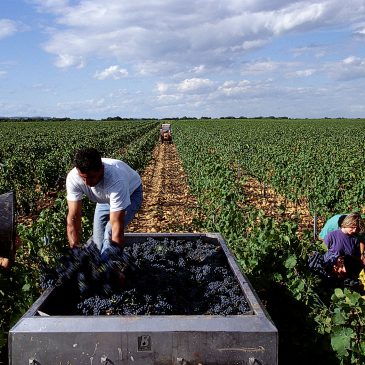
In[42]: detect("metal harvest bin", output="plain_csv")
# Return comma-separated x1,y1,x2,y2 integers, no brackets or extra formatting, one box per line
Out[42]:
9,233,278,365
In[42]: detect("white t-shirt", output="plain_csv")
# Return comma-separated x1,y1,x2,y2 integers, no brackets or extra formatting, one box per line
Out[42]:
66,158,142,212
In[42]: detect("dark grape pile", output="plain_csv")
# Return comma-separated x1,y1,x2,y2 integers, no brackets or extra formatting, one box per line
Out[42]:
40,242,132,297
41,237,250,316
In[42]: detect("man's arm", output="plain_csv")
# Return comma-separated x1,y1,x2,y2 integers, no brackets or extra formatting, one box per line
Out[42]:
110,210,125,247
67,200,82,248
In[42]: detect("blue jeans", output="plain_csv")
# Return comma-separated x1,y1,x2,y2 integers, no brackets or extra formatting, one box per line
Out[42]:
92,184,143,253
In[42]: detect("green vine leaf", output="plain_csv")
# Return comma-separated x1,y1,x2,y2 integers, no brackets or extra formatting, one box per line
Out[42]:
331,328,353,357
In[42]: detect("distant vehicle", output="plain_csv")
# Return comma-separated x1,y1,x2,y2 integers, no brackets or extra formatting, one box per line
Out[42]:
160,123,172,144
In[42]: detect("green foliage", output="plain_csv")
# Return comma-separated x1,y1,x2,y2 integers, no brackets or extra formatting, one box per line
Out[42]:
329,288,365,364
0,120,159,214
173,118,365,216
173,118,365,364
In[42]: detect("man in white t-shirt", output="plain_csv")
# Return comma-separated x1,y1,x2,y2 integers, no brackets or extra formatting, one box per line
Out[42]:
66,148,143,254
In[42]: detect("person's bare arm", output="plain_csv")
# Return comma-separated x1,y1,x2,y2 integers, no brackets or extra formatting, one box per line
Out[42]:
67,200,82,248
110,210,125,247
360,241,365,265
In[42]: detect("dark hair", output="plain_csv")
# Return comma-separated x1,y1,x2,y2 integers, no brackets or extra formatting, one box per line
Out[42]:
73,148,103,173
337,214,347,227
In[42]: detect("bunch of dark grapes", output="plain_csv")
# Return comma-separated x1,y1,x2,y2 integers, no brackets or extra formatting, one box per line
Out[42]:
40,242,131,298
76,237,250,316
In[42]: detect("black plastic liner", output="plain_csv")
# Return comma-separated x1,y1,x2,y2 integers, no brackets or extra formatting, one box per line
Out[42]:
0,191,16,259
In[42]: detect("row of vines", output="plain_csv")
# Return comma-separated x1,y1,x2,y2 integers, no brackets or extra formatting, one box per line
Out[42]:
0,119,159,214
0,119,160,363
172,118,365,365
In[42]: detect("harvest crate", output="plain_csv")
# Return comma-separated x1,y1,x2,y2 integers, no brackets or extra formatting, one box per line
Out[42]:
9,233,278,365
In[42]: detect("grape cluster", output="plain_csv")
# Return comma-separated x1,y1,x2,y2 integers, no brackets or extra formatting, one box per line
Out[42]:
40,243,132,298
42,237,250,316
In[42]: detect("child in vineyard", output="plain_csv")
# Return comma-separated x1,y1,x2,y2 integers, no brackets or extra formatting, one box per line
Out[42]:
322,212,365,266
66,148,143,257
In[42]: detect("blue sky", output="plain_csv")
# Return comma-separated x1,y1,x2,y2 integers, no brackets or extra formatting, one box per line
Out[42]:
1,0,365,119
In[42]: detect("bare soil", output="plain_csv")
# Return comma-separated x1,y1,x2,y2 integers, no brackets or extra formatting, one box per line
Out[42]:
240,176,323,236
128,142,198,233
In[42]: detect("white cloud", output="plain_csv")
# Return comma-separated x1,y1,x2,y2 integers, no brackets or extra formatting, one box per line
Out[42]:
94,65,128,80
241,59,316,80
0,70,7,78
177,78,214,92
0,19,18,39
156,94,181,103
135,60,181,77
191,65,206,74
291,44,327,58
292,69,316,77
353,23,365,37
241,39,268,50
34,0,365,71
268,2,326,35
156,82,169,93
326,56,365,81
242,59,281,73
53,53,85,68
343,56,361,65
218,80,252,95
155,78,215,96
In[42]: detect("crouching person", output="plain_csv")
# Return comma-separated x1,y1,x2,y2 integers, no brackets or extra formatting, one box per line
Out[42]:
308,251,364,291
66,147,143,254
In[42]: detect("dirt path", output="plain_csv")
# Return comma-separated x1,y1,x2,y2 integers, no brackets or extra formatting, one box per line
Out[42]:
128,143,198,233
